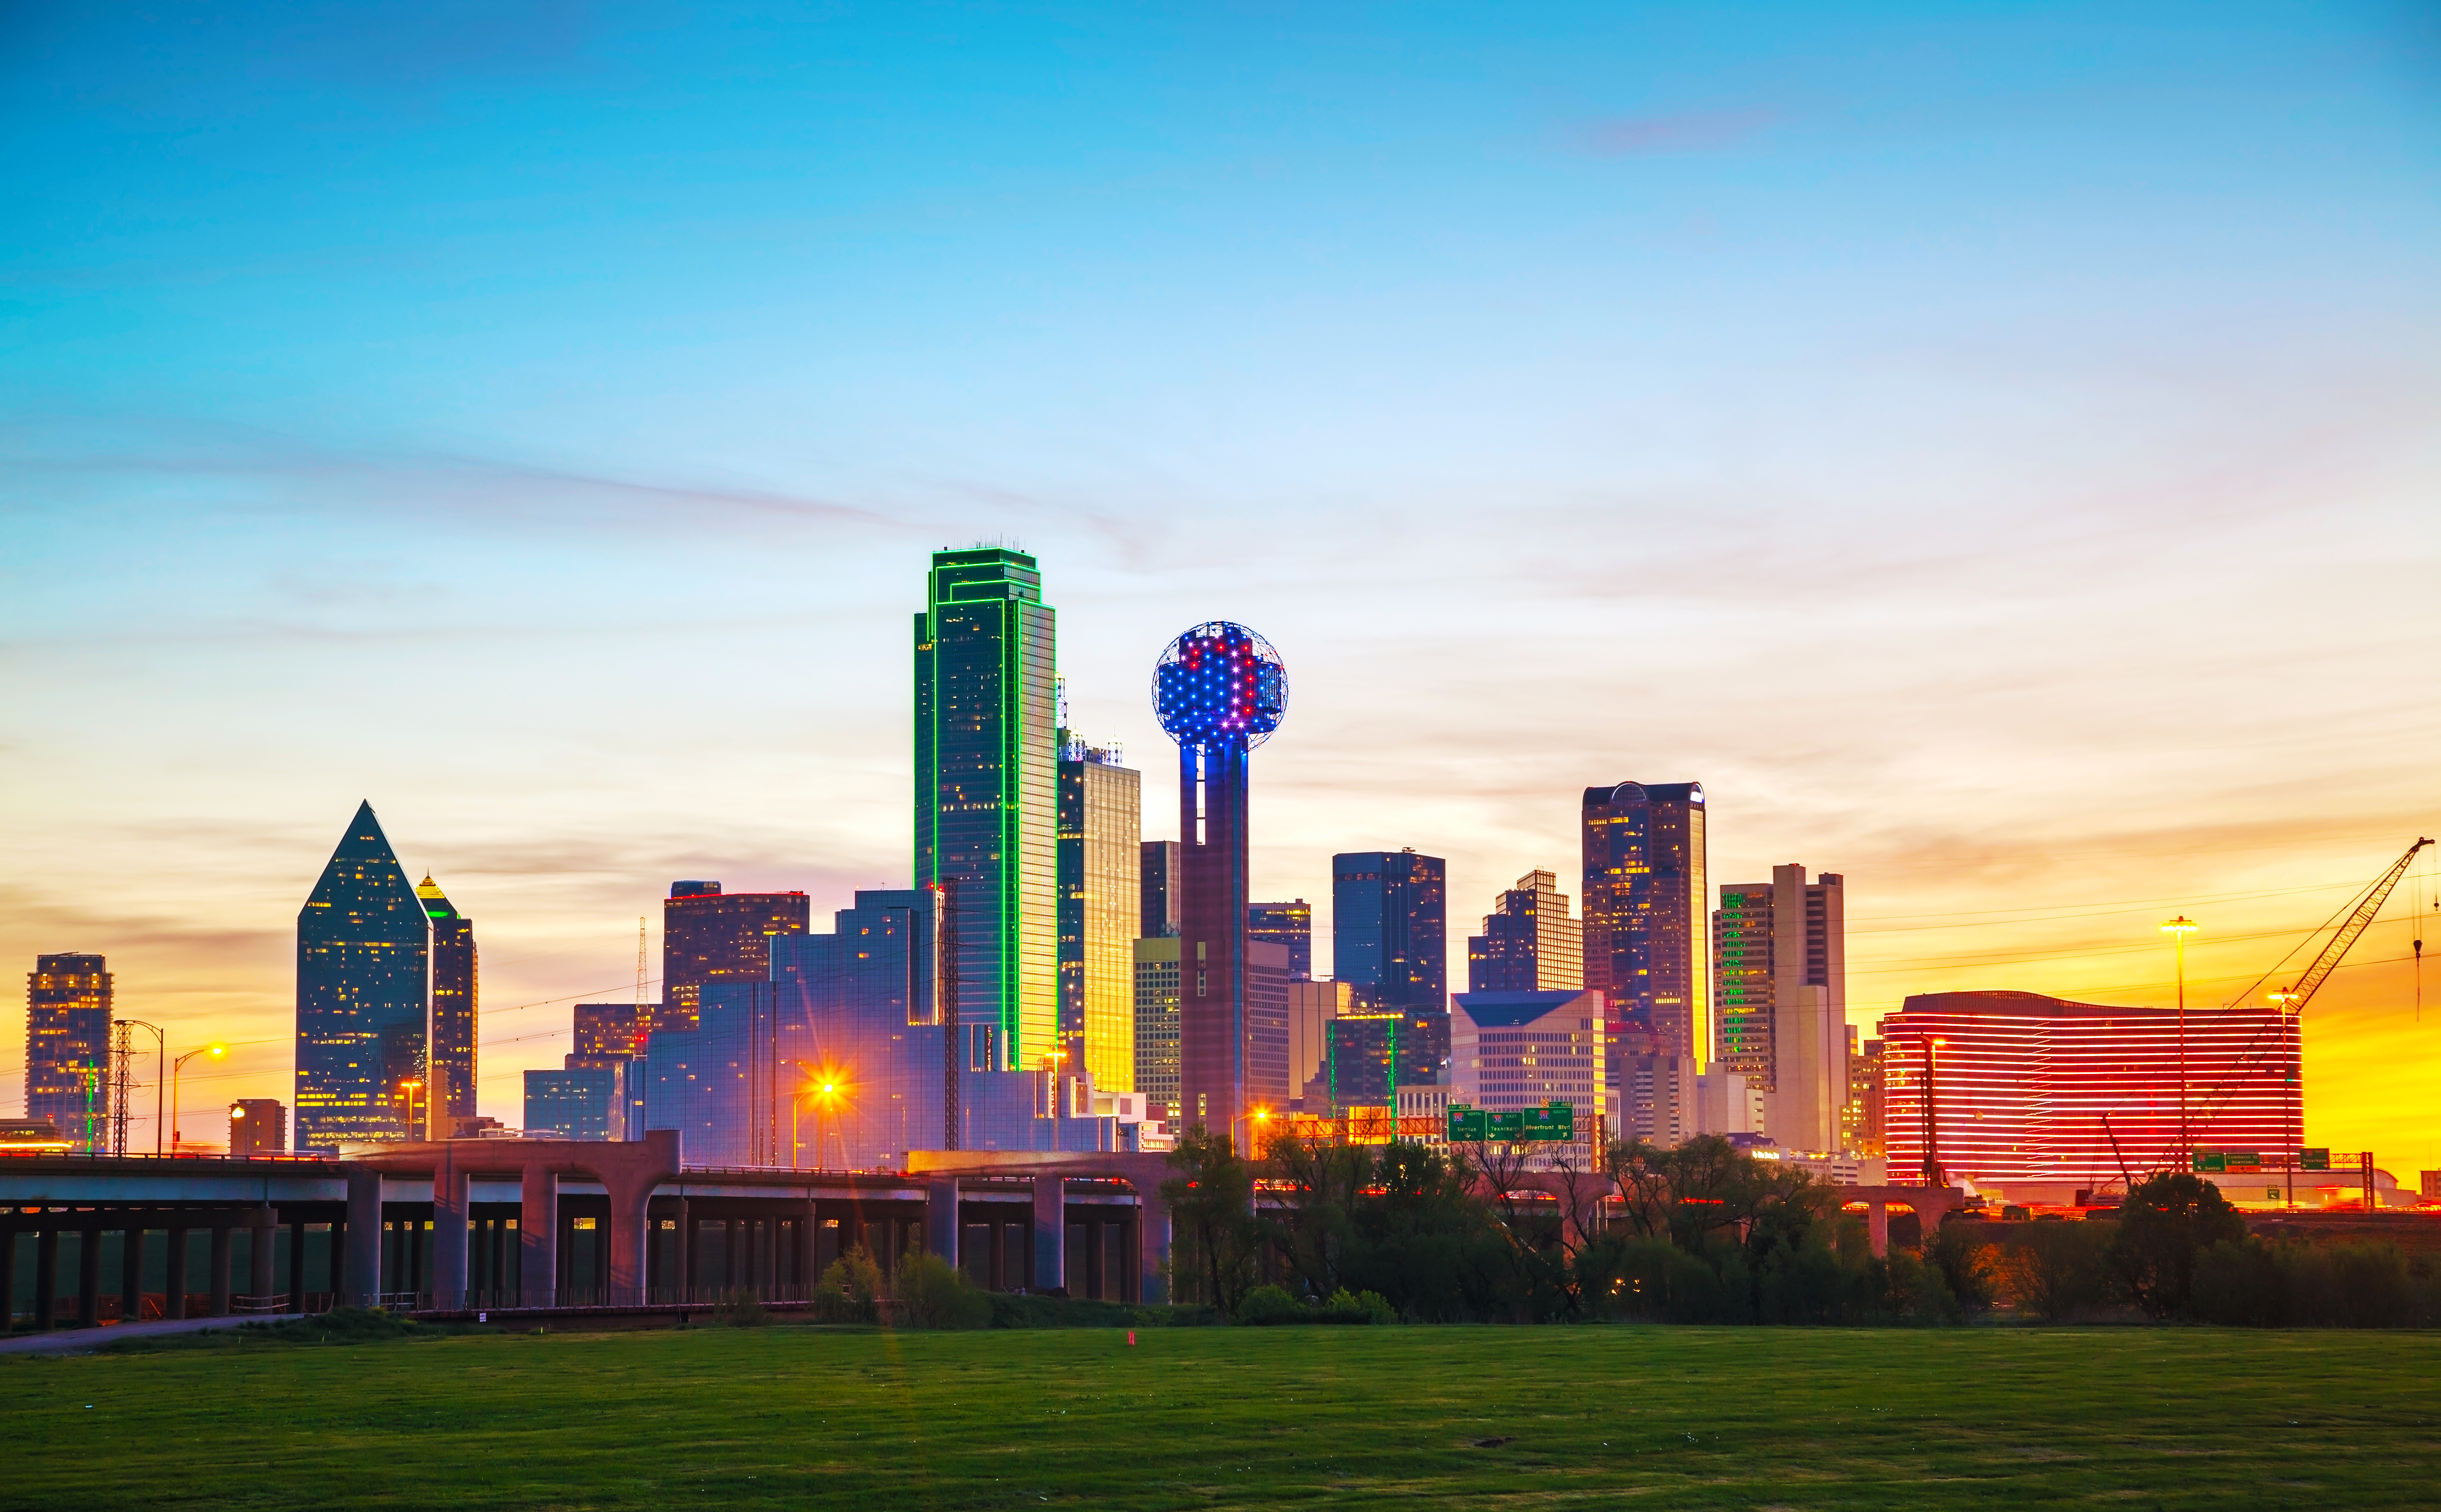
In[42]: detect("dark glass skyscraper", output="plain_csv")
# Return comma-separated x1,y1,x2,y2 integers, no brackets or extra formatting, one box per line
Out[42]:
296,801,431,1150
1155,622,1288,1133
915,548,1058,1075
1582,781,1709,1064
1140,841,1182,937
661,882,809,1030
1247,900,1313,981
1330,850,1448,1084
25,953,112,1148
416,875,478,1137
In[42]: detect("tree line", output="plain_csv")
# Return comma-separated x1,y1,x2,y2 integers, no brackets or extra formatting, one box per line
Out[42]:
1158,1129,2441,1327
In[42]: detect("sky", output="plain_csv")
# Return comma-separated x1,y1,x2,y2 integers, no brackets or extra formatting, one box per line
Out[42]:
3,2,2437,1166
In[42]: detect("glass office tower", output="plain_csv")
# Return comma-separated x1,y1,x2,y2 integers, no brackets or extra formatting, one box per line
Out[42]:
1581,781,1709,1065
1247,900,1313,981
1058,737,1142,1091
25,953,112,1149
1466,870,1585,993
661,882,810,1031
416,875,478,1137
296,801,432,1150
1330,850,1449,1085
915,548,1058,1076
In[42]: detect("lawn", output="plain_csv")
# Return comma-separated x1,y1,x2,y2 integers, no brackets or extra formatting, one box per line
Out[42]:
1,1322,2433,1509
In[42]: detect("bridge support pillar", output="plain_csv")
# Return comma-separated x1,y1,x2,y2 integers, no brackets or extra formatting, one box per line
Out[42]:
926,1178,959,1273
345,1167,383,1306
1868,1201,1889,1258
1140,1195,1171,1306
164,1227,188,1318
76,1224,101,1329
433,1157,470,1311
606,1173,655,1307
1032,1176,1064,1294
33,1226,58,1330
207,1223,232,1317
121,1226,144,1323
520,1166,559,1308
249,1208,276,1309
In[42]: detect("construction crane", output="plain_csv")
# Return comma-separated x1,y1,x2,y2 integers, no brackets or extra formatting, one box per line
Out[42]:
2187,836,2433,1200
2268,837,2433,1015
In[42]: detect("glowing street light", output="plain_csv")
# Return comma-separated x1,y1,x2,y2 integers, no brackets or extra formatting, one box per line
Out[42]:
170,1042,225,1151
2162,916,2199,1163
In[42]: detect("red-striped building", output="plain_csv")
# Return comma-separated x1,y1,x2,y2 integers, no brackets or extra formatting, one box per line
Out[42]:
1876,991,2298,1186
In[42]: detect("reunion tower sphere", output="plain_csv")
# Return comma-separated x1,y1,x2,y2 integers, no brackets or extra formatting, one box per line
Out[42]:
1153,621,1288,749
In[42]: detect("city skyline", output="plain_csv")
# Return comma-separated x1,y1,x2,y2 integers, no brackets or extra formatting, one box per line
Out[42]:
3,5,2435,1165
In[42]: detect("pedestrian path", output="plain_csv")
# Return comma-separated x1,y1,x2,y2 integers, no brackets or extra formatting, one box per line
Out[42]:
0,1313,300,1354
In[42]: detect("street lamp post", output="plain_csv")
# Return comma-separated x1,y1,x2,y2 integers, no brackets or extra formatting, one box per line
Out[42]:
120,1020,165,1155
2268,990,2300,1208
1921,1038,1946,1188
2162,917,2199,1165
169,1042,226,1152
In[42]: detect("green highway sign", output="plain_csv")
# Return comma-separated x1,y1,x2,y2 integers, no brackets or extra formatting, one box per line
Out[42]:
1521,1103,1575,1142
2191,1151,2225,1174
2301,1148,2330,1171
1445,1101,1576,1143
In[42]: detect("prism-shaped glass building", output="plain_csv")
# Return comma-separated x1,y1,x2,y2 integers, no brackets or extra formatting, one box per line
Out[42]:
295,801,431,1150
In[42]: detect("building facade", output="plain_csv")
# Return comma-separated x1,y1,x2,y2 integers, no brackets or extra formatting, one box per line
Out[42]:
1581,781,1709,1065
1331,850,1449,1087
415,875,479,1137
1877,991,2300,1186
915,547,1059,1078
1247,900,1313,981
1450,988,1608,1168
1466,870,1585,993
226,1099,286,1158
1288,979,1354,1108
1140,840,1182,938
1713,865,1847,1152
526,1067,621,1142
1131,936,1182,1117
25,953,112,1150
769,889,946,1171
661,882,809,1031
296,802,432,1150
1058,738,1142,1091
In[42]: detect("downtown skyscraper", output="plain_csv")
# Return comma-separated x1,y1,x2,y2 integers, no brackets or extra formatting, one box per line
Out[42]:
1331,849,1449,1085
25,953,112,1149
1059,733,1142,1091
915,548,1058,1076
1582,782,1710,1065
295,802,433,1149
417,875,479,1137
1715,865,1847,1152
1466,870,1585,993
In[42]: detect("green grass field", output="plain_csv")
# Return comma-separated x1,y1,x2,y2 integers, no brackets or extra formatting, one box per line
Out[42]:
3,1322,2434,1509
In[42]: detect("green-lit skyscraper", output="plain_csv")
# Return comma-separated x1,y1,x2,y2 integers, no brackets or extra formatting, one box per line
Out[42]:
915,548,1058,1075
295,801,431,1150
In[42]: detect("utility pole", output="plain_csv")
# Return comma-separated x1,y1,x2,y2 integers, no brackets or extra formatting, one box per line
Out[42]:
2268,990,2299,1208
1921,1038,1945,1188
2161,916,2198,1166
108,1021,135,1155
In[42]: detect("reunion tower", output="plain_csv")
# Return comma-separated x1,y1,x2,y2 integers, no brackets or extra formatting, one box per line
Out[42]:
1153,621,1288,1137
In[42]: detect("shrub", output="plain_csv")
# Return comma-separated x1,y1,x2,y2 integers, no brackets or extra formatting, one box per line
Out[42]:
1317,1288,1396,1324
2008,1220,2115,1322
811,1247,884,1323
895,1251,992,1331
711,1289,771,1328
1925,1228,1999,1316
1233,1284,1305,1325
2191,1239,2283,1326
1583,1236,1732,1323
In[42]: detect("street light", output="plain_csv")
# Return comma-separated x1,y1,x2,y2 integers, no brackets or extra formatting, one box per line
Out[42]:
169,1042,226,1152
2268,990,2301,1208
2161,916,2199,1164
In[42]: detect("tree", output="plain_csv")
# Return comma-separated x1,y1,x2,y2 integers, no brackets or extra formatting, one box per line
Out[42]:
2108,1172,2247,1317
1162,1126,1260,1314
1259,1134,1369,1300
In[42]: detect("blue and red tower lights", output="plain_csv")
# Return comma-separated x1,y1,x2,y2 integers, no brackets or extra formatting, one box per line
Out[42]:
1154,621,1286,751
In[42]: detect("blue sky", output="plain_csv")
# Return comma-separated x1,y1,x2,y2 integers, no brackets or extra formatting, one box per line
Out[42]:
3,2,2437,1151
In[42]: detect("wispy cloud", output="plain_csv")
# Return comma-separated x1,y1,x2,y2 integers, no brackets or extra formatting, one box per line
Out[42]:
1570,106,1781,156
